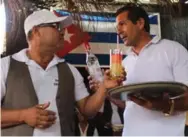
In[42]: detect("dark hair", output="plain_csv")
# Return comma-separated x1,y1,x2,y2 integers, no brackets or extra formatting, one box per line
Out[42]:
115,4,150,33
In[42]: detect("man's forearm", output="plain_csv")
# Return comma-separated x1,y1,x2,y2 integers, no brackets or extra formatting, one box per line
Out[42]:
1,109,25,128
84,84,107,116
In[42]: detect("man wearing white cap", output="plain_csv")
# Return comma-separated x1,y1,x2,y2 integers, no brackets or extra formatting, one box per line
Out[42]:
1,9,124,136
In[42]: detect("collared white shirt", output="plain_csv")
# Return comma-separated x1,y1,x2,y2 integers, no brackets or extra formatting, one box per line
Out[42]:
1,49,89,136
122,37,188,136
78,123,89,136
111,102,122,125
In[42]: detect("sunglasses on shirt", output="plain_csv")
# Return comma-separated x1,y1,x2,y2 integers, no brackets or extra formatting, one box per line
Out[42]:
37,23,63,32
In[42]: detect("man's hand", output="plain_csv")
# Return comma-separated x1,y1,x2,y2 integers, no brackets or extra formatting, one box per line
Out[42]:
128,89,188,115
128,92,172,113
21,102,56,129
88,76,100,91
103,69,126,89
88,68,126,91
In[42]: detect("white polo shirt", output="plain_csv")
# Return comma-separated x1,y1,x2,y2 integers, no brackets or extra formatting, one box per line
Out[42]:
122,37,188,136
1,49,89,136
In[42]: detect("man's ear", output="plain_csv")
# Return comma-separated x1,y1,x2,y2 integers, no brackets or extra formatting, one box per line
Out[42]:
27,27,40,41
137,18,145,31
32,26,40,37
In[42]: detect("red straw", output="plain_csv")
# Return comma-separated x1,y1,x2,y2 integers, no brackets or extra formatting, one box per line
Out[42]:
117,34,119,49
83,42,91,51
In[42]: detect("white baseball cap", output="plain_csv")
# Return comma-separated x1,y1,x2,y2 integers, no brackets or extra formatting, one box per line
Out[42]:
24,9,73,36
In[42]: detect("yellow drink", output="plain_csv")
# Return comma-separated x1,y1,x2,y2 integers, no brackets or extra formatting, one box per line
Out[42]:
110,49,123,79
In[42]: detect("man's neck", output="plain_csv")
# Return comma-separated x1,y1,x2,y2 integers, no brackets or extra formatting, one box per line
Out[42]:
132,33,152,55
27,49,54,69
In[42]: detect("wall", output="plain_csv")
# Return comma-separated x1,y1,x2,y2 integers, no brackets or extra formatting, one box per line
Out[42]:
161,16,188,50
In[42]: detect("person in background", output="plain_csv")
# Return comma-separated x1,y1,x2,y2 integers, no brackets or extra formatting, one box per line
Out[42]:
88,98,114,136
1,9,125,136
75,108,93,136
107,95,125,136
87,69,126,136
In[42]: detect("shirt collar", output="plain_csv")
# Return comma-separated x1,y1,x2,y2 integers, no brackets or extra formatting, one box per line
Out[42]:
78,123,89,135
125,36,161,56
12,48,65,66
148,35,161,45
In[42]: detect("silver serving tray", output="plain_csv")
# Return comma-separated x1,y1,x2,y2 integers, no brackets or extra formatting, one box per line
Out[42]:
108,82,188,101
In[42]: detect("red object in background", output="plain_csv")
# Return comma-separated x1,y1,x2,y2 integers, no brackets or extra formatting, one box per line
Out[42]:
54,10,90,57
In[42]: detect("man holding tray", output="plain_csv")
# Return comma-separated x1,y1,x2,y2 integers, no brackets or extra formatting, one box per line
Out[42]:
116,4,188,136
90,3,188,136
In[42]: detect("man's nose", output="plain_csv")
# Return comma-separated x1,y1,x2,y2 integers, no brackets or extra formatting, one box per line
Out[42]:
117,29,123,37
116,25,122,35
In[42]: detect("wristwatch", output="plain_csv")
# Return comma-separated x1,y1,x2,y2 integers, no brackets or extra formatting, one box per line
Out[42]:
164,99,175,116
